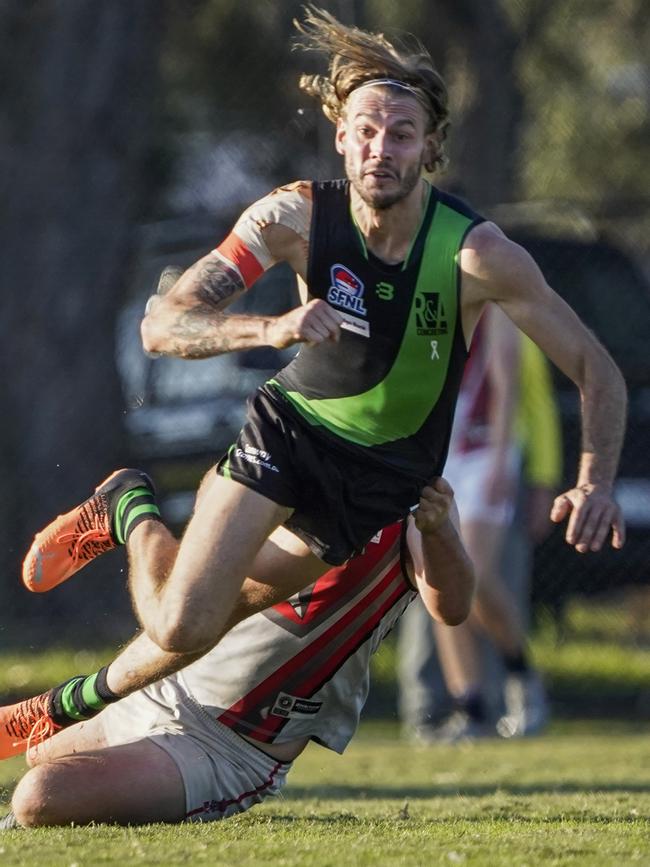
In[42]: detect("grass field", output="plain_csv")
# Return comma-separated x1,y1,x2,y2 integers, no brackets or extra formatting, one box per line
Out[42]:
1,721,650,865
1,595,650,865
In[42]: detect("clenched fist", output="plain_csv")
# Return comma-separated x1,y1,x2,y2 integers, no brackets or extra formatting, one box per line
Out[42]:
413,477,455,535
266,299,343,349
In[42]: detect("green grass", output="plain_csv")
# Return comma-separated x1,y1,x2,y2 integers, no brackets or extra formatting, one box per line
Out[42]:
1,598,650,864
1,722,650,865
531,597,650,715
2,595,650,706
0,648,114,697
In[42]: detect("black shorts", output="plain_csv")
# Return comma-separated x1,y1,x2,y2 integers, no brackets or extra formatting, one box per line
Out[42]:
216,387,422,565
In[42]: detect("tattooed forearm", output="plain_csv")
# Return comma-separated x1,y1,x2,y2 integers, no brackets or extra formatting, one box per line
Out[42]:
142,253,283,359
166,304,272,359
145,258,258,356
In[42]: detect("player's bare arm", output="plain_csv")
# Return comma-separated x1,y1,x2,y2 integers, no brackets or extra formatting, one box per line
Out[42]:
141,255,256,358
407,478,476,625
460,222,627,553
141,184,343,358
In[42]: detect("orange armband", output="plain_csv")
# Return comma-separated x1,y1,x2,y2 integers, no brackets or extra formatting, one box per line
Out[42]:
215,232,265,289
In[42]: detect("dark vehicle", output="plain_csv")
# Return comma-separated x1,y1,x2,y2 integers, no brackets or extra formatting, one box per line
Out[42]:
509,232,650,620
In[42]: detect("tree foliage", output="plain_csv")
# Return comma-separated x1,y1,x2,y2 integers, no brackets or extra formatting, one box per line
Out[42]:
159,0,524,204
503,0,649,206
157,0,648,213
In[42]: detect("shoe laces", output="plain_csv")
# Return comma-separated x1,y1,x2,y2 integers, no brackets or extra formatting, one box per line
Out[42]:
52,493,113,566
25,715,61,760
5,693,59,754
56,526,112,566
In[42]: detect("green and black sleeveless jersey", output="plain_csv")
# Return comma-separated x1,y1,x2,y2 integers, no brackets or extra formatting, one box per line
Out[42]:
267,180,484,482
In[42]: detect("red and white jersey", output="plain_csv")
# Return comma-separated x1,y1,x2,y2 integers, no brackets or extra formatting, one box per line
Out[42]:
178,521,415,754
449,315,491,454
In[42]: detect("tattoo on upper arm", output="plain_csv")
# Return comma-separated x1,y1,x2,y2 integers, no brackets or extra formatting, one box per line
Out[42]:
195,259,246,309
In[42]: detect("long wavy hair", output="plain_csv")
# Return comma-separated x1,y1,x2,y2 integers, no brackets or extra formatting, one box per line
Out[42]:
294,6,449,171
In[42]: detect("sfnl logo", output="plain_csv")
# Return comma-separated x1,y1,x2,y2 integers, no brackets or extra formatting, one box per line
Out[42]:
327,264,367,315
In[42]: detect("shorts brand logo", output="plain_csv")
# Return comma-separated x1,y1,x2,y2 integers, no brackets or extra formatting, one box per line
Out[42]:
271,692,323,718
236,445,279,473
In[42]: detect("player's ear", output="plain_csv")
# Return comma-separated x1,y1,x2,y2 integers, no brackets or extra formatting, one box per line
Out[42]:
423,131,441,173
335,118,347,156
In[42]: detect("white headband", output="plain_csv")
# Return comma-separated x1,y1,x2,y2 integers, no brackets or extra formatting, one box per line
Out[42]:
351,78,420,97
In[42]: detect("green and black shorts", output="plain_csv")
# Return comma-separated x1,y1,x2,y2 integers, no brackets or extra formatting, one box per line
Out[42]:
217,385,423,565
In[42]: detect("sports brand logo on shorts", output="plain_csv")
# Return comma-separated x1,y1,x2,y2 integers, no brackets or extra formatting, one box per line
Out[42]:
414,292,448,336
271,692,322,719
236,445,280,473
327,264,367,315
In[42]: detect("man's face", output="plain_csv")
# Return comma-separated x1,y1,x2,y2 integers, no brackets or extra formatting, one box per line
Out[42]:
336,86,434,210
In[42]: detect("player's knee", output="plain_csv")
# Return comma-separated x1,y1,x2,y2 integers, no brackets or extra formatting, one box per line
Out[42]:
149,617,213,655
12,766,62,827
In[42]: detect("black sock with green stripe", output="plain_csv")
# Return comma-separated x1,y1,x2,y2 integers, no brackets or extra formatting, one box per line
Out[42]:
49,666,120,727
111,483,161,545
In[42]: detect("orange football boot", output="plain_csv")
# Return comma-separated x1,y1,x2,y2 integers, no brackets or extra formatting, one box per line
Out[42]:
0,691,61,760
22,468,156,593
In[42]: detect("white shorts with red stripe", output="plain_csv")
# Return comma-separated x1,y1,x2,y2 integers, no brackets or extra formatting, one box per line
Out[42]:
98,674,291,823
444,444,521,526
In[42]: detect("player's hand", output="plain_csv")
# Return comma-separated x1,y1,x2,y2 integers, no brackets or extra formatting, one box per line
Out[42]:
413,477,455,535
266,300,343,349
550,483,625,553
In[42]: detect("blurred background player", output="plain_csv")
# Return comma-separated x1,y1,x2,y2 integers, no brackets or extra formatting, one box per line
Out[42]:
398,311,562,741
497,333,563,736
